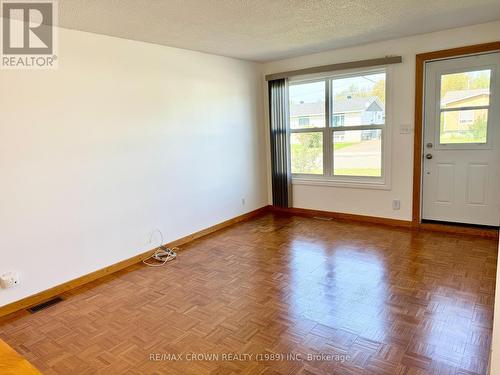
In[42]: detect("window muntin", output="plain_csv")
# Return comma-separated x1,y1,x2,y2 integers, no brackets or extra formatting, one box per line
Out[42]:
439,69,491,145
289,69,387,183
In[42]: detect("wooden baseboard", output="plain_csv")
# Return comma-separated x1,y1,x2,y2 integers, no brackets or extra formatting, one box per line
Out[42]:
0,206,269,318
167,206,270,247
271,205,498,238
270,206,412,228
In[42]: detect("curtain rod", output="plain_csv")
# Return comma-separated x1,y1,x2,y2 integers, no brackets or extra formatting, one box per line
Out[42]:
265,56,403,81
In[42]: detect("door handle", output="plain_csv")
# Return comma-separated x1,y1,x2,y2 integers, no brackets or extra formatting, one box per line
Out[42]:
425,153,433,160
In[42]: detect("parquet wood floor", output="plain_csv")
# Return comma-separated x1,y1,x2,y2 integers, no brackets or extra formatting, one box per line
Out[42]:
0,338,41,374
0,212,497,374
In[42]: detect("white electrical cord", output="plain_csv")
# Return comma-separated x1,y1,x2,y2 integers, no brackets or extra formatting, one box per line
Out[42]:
142,229,178,267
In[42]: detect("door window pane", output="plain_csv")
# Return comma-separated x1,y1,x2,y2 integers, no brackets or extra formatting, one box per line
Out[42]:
440,109,488,144
440,70,490,108
331,73,386,126
291,132,323,174
289,82,325,129
333,129,382,176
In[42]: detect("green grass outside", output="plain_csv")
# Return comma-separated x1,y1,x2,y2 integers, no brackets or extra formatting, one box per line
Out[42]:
334,168,381,177
334,142,358,150
291,141,381,176
440,133,486,144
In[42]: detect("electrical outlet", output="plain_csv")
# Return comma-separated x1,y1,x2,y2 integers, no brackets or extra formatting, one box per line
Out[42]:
241,198,246,206
0,271,20,289
392,200,401,210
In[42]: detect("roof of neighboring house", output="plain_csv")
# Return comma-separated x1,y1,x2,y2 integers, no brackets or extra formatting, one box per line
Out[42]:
441,88,489,105
290,96,383,117
335,96,383,113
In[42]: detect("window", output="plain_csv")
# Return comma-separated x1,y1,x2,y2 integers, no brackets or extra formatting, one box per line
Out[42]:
439,69,490,144
289,69,388,185
459,110,474,124
332,114,345,126
298,117,310,127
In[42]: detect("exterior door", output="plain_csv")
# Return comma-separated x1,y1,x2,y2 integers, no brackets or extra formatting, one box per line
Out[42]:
422,52,500,226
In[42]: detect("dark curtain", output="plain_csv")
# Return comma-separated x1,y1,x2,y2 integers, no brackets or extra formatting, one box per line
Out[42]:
268,78,292,208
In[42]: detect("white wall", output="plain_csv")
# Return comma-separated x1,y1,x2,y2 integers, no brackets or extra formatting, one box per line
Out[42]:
262,21,500,220
0,27,267,306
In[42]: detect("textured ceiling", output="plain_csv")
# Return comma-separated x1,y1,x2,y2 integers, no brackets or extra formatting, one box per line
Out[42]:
54,0,500,61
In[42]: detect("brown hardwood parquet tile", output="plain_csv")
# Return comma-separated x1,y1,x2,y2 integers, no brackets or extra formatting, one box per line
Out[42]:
0,212,498,374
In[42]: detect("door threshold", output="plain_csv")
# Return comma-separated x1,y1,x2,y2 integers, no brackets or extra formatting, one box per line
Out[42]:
418,220,499,238
421,219,499,230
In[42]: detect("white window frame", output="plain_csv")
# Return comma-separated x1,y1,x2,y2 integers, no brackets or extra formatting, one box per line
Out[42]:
289,66,392,190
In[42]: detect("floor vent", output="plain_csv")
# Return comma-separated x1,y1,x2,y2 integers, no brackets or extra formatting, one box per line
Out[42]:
313,216,333,221
28,297,64,313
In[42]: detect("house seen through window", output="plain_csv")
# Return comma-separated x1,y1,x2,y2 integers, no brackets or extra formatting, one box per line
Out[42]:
439,69,490,144
289,70,386,180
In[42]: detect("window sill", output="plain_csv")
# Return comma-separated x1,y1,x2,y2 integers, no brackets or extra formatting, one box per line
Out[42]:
292,177,391,190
